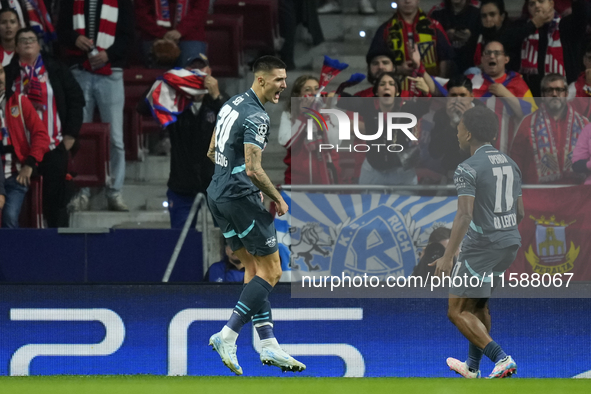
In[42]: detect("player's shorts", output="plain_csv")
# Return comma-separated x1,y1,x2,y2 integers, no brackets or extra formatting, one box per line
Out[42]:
449,244,519,298
207,192,278,256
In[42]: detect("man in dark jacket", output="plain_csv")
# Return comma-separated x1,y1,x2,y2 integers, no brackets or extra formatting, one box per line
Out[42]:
6,27,85,227
428,75,481,177
57,0,134,211
138,54,228,228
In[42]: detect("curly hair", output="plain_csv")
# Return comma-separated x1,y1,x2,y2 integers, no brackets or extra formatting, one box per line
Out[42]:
462,106,498,143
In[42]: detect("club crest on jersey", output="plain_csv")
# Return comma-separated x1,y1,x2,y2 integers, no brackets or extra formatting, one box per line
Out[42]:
525,215,580,274
10,106,19,117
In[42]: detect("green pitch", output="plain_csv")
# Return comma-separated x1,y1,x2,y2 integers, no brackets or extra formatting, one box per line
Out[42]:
0,376,590,394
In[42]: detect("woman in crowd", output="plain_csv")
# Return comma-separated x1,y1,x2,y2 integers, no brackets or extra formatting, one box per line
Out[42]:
472,0,509,70
278,75,340,185
0,8,19,66
356,72,428,185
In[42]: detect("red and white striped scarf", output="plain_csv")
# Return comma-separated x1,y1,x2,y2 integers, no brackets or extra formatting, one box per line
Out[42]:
474,34,484,66
520,13,565,76
155,0,189,28
146,68,208,127
73,0,118,75
530,104,585,183
15,55,61,149
24,0,56,43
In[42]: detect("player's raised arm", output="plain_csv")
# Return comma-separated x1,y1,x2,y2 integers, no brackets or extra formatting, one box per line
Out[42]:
207,127,216,163
244,144,288,215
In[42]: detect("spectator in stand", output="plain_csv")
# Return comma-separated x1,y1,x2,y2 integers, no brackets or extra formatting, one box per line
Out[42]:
203,243,245,283
572,123,591,184
465,40,536,152
567,42,591,119
428,0,481,75
368,0,454,85
429,76,476,175
317,0,376,15
507,0,587,97
357,72,428,185
278,75,341,184
353,44,435,98
0,0,27,29
279,0,324,71
355,49,396,97
58,0,134,212
472,0,509,69
135,0,209,68
137,54,228,229
6,27,85,227
510,73,588,184
0,1,55,48
23,0,56,48
0,8,19,66
0,62,50,228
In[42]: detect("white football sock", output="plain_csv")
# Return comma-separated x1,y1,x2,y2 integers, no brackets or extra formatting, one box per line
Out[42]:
221,325,238,344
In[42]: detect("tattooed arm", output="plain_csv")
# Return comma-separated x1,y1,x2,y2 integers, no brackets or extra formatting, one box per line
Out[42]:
207,128,216,163
244,144,289,215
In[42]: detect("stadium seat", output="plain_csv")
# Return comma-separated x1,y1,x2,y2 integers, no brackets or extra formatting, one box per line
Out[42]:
123,68,164,160
204,14,245,77
68,123,110,188
18,176,44,228
213,0,280,53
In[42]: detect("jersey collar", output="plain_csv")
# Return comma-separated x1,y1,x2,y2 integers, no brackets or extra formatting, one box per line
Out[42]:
249,88,265,110
474,144,494,155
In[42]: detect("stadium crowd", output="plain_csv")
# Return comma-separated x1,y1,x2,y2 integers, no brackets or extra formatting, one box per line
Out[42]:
281,0,591,188
0,0,591,229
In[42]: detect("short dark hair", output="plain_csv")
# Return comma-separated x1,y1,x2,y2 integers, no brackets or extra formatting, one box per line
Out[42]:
462,106,498,143
253,55,286,74
15,27,39,44
586,42,591,55
0,8,19,21
480,0,508,21
428,226,451,244
483,39,505,53
447,75,472,93
372,71,401,96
